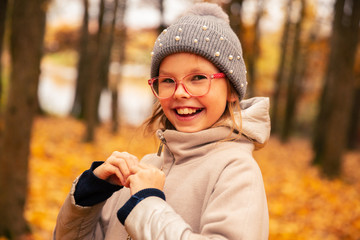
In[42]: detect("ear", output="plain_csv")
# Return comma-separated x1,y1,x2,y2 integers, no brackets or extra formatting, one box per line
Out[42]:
227,93,238,103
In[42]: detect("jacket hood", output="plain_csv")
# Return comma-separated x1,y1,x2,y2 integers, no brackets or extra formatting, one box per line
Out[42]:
222,97,271,150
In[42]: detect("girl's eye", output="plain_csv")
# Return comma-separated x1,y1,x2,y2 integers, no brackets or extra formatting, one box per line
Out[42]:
191,75,208,81
160,78,175,84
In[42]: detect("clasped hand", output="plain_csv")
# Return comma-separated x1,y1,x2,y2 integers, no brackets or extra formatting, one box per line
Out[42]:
93,151,165,195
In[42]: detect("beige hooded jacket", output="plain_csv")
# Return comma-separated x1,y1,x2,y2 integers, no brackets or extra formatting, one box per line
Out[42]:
53,97,270,240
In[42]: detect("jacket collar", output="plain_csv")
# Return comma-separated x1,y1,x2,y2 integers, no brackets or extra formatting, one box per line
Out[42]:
157,127,238,165
156,97,271,163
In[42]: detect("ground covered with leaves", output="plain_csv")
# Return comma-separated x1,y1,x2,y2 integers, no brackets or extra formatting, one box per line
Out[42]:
24,117,360,240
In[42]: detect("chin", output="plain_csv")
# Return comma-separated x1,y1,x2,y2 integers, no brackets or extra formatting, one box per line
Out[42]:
174,125,204,133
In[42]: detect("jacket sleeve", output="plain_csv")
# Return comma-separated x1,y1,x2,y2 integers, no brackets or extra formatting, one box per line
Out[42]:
53,176,107,239
123,156,269,240
53,162,123,239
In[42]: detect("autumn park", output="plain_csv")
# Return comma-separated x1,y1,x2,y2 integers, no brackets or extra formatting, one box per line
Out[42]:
0,0,360,239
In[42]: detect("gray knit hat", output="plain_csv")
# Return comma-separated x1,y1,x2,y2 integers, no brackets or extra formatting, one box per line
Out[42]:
150,2,247,100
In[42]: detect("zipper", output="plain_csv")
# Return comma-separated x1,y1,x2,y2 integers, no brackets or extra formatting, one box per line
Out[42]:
156,130,166,157
156,130,175,172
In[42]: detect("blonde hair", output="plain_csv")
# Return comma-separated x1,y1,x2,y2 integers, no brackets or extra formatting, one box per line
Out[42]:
142,79,242,137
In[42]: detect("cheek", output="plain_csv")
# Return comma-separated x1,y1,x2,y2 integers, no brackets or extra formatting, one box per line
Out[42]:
206,83,229,115
208,82,229,103
159,99,168,108
159,99,171,114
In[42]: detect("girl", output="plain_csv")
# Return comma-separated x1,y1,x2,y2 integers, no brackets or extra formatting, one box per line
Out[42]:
54,3,270,239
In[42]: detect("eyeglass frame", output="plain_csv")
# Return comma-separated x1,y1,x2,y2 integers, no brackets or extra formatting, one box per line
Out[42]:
148,72,226,99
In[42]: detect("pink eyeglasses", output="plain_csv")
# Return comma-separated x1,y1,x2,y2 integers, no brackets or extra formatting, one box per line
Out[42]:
148,73,225,99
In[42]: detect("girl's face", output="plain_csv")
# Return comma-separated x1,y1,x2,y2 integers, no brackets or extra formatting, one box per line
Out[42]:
158,53,230,133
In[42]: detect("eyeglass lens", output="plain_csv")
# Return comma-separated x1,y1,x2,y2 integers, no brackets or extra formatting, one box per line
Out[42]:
152,74,211,98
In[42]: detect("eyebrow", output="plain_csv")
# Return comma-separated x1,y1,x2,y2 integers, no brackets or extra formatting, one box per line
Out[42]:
158,70,172,76
159,67,204,76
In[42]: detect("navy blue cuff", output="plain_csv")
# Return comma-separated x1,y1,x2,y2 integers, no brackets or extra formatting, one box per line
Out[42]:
74,161,122,206
117,188,166,225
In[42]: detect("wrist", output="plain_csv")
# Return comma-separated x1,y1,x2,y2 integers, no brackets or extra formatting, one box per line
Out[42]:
117,188,166,225
74,161,122,206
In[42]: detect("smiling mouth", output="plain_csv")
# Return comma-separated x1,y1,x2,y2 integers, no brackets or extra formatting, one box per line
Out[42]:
175,107,203,116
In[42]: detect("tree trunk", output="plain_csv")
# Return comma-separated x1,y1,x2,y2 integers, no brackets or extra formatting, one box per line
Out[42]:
98,0,119,105
0,0,47,238
0,0,8,207
111,0,127,133
0,0,8,113
97,0,119,133
84,0,118,141
224,0,244,46
92,0,106,125
71,0,89,119
281,0,306,142
246,0,264,98
83,35,98,142
111,90,119,132
347,83,360,149
84,0,104,142
157,0,166,34
271,0,292,134
312,0,360,178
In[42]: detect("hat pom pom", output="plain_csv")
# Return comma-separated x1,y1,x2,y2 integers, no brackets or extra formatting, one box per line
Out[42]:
185,3,229,23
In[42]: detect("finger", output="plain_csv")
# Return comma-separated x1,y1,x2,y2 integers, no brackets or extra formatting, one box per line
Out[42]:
96,161,126,186
113,151,138,162
129,163,148,174
105,155,132,183
113,152,139,171
125,174,133,188
107,155,131,179
129,164,141,174
112,166,127,186
111,151,123,158
121,152,139,169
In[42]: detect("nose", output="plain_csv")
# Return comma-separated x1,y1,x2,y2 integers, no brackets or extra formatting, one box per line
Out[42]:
173,82,191,99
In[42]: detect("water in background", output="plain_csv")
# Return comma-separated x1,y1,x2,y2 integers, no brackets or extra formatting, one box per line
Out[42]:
38,62,154,126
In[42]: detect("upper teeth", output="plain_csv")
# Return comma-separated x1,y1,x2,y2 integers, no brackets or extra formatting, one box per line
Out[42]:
177,108,197,115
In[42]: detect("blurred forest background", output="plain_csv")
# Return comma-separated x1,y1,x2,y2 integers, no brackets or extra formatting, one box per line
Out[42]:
0,0,360,239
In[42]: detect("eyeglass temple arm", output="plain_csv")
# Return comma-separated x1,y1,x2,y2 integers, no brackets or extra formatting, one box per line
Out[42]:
211,73,226,79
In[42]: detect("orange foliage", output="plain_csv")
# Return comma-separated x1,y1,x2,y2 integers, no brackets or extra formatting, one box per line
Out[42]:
25,117,158,239
23,117,360,240
45,25,80,52
255,138,360,239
